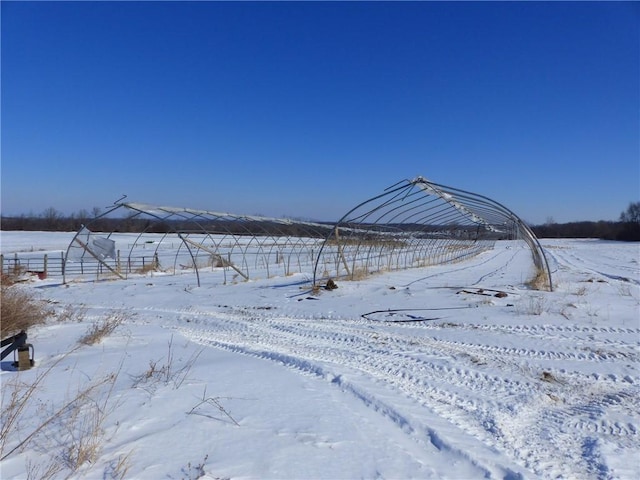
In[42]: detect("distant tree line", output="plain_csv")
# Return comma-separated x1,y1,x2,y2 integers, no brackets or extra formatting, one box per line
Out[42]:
2,207,103,232
1,202,639,241
0,207,335,238
530,202,640,241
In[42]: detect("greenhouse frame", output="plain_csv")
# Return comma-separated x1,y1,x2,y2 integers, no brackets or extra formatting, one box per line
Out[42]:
63,176,552,291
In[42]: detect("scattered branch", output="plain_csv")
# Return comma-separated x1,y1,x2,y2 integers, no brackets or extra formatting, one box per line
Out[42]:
187,386,239,426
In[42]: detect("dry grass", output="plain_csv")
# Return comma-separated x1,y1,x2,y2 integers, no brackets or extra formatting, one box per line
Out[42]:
1,264,27,286
0,361,56,458
104,452,133,480
0,284,53,338
136,263,157,274
56,304,89,324
58,371,121,472
526,266,551,291
326,237,407,249
1,349,123,477
25,458,64,480
348,266,373,281
78,313,125,345
132,334,203,392
522,296,547,316
1,305,144,478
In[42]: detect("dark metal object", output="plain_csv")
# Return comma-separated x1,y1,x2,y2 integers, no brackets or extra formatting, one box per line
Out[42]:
1,330,35,369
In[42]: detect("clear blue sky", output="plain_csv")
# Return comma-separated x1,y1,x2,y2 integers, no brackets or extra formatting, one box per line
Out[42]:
2,1,638,224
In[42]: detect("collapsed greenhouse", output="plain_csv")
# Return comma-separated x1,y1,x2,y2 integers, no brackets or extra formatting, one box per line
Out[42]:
63,176,553,291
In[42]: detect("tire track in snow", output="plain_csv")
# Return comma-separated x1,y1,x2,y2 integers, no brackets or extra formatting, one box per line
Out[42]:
175,319,524,477
403,246,518,288
169,309,639,479
472,247,523,286
77,245,638,480
546,247,640,285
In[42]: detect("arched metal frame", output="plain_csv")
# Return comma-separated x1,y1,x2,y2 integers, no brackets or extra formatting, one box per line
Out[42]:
63,176,552,291
312,176,553,291
63,202,334,287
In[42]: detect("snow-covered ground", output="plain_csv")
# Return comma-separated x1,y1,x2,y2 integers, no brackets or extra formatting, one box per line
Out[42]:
1,232,639,479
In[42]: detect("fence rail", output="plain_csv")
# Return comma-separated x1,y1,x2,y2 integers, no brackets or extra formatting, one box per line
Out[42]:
1,252,161,280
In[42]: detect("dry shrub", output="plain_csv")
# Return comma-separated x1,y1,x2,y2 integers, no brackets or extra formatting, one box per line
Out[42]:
56,304,88,324
0,285,52,338
1,368,50,458
136,263,157,274
348,266,371,281
526,266,551,291
1,348,79,459
132,335,203,391
104,452,133,480
1,264,26,286
25,457,64,480
522,296,547,316
59,379,115,472
213,254,230,268
78,313,125,345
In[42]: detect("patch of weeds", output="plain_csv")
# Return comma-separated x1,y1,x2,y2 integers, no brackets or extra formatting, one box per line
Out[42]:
0,351,76,459
103,451,133,480
136,254,160,274
132,335,203,392
1,264,27,286
1,354,122,478
25,457,63,480
56,304,88,324
518,296,547,316
51,368,122,474
0,284,53,338
179,454,211,480
526,266,551,291
348,266,372,281
573,285,588,296
79,312,125,345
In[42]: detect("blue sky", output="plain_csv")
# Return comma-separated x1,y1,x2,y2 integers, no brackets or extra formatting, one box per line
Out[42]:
2,1,638,224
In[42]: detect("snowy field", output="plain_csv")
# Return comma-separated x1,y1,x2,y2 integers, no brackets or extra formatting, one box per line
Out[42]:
1,231,639,480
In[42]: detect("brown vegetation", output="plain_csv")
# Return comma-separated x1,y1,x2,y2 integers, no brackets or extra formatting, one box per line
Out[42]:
0,284,53,339
78,313,125,345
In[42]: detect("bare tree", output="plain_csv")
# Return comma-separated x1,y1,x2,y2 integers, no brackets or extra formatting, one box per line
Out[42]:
620,202,640,223
76,208,89,221
41,207,62,230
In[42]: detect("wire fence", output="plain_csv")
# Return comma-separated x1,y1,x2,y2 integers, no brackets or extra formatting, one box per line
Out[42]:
1,252,161,281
